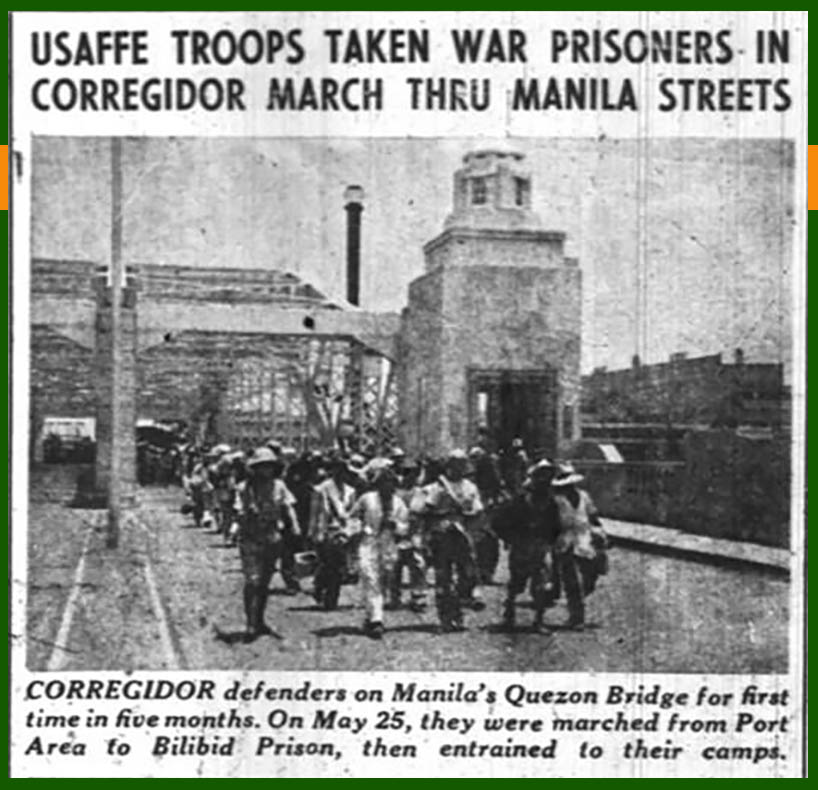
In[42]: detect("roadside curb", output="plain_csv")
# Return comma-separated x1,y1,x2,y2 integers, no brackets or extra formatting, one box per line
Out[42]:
604,518,790,576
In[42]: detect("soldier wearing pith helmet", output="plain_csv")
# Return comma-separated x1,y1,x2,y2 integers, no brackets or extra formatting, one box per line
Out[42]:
234,447,300,640
501,457,561,634
551,462,608,631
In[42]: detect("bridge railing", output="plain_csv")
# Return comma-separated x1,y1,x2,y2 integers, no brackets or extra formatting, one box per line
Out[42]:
572,460,684,526
571,452,789,548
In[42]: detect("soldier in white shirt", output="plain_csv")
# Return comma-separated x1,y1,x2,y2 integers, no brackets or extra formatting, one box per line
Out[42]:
348,458,410,639
551,462,608,630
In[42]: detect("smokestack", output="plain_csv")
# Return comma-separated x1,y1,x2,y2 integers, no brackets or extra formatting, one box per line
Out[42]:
344,185,364,306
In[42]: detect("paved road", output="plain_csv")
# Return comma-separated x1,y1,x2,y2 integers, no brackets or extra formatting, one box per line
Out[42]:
25,473,789,674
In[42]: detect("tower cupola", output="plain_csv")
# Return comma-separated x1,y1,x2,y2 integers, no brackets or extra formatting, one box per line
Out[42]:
444,147,542,232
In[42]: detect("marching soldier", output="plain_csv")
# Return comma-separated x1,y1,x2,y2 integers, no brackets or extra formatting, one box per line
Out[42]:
234,447,301,640
283,447,318,594
348,458,410,639
212,450,238,544
310,453,358,610
204,444,231,532
501,458,561,633
389,459,427,612
186,450,215,529
225,450,248,545
500,437,530,497
551,462,609,631
412,449,484,633
467,446,505,584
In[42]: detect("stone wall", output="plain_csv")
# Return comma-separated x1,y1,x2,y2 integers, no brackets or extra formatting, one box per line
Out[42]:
439,264,581,454
424,228,566,271
574,430,790,548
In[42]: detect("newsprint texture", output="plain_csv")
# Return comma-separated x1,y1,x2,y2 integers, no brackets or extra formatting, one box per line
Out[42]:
9,10,807,778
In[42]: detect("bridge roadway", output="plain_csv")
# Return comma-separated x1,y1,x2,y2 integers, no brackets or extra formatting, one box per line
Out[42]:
25,471,790,673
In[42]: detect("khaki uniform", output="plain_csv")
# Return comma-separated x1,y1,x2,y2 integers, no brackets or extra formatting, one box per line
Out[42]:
412,477,483,629
235,478,298,633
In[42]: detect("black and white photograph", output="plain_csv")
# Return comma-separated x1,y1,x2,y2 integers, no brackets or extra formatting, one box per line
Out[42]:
25,134,794,673
10,10,806,778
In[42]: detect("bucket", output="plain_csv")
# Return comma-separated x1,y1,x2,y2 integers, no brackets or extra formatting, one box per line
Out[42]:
294,550,319,578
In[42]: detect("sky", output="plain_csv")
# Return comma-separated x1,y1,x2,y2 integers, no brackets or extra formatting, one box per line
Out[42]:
31,135,794,376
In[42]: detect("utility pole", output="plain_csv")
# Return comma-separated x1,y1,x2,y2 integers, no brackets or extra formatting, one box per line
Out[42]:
107,137,123,549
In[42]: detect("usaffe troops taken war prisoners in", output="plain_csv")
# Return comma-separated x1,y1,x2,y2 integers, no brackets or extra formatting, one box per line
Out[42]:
177,436,609,641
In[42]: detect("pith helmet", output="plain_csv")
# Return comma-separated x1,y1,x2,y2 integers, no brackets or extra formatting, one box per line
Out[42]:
447,449,468,463
247,446,279,468
528,458,553,477
551,461,584,487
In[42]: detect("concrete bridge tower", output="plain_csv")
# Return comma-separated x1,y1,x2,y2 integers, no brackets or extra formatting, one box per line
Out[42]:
398,147,582,457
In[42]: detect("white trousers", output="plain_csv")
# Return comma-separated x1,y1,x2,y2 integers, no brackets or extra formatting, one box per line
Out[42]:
358,531,398,624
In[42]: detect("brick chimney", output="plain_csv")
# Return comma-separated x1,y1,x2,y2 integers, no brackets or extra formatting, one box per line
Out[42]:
344,185,364,306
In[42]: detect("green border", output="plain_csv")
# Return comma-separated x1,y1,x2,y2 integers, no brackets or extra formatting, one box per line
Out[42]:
3,7,811,780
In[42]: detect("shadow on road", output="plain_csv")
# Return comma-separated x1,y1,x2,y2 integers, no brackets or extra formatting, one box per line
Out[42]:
386,623,439,635
288,604,356,613
312,625,365,638
213,625,284,645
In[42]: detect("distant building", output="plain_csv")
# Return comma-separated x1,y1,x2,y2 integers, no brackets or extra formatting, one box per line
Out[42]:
581,351,789,460
574,351,791,545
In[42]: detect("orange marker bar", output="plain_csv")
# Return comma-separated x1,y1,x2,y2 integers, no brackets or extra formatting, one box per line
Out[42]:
810,145,818,211
0,146,7,211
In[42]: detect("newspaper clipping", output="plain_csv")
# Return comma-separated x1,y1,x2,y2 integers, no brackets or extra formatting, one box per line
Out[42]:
9,10,807,778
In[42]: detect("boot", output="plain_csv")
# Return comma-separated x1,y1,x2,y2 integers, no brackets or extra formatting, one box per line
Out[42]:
255,588,274,636
532,609,552,635
385,591,402,611
436,595,454,633
243,584,259,640
364,620,385,640
501,599,516,632
441,596,466,633
449,614,466,632
313,564,326,604
565,597,585,630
